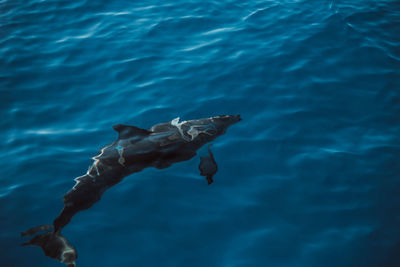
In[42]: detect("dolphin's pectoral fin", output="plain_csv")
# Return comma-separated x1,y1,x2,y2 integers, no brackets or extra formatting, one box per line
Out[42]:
198,145,218,184
198,157,208,176
112,124,152,139
206,175,214,185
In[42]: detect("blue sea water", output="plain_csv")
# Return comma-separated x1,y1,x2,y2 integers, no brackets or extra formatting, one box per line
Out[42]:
1,0,400,266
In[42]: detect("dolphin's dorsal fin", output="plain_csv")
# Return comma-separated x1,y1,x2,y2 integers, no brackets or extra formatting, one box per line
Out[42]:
112,124,152,139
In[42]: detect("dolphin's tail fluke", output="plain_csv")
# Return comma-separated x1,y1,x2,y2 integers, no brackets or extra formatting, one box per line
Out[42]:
21,241,31,246
21,227,77,266
21,224,53,237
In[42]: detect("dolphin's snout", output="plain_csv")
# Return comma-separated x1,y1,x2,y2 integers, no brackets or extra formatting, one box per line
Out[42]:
226,114,242,124
233,114,241,121
211,115,241,131
216,114,241,121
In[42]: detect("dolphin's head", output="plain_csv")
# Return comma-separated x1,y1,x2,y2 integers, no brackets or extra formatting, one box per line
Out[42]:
179,115,241,144
206,115,241,136
210,114,242,132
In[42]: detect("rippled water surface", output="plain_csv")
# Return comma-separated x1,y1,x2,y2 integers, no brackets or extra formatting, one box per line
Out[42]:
1,0,400,266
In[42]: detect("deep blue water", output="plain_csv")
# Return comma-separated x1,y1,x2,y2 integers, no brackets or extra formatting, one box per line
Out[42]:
1,0,400,266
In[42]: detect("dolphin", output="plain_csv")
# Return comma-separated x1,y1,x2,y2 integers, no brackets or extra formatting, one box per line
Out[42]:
22,115,241,266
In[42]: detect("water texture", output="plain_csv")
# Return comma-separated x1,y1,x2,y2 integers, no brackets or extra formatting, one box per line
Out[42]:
1,0,400,266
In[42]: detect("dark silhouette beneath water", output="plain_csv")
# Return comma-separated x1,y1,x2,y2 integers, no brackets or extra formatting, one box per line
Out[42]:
21,115,241,266
199,144,218,185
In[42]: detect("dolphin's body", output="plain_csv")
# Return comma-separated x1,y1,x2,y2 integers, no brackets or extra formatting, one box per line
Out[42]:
22,115,241,266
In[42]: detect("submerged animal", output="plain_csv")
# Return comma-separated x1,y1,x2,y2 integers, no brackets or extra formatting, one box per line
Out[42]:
199,144,218,185
22,115,241,266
